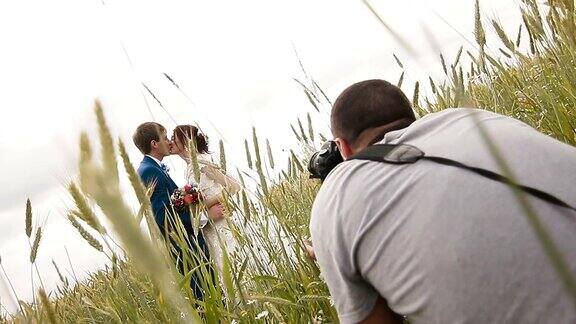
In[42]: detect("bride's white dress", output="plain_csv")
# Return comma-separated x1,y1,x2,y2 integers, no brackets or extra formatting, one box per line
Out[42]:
185,154,242,290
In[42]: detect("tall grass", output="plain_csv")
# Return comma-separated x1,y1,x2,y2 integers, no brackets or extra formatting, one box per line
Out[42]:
3,0,576,323
423,0,575,146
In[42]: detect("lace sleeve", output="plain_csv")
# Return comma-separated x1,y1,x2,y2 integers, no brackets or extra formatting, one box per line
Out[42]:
187,155,241,205
198,165,223,202
200,164,240,197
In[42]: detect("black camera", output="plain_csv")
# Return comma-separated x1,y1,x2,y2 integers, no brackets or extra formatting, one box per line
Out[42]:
307,141,344,181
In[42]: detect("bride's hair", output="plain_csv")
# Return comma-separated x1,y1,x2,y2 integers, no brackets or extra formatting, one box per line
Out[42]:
173,125,209,154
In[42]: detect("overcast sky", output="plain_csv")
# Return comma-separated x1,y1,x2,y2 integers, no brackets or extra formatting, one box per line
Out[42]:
0,0,520,313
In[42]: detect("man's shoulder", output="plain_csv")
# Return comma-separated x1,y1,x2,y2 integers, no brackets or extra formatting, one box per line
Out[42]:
323,158,382,187
138,159,162,180
385,108,532,147
424,107,498,118
418,107,526,129
311,160,376,225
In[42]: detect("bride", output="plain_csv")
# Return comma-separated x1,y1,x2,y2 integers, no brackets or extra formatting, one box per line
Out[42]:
171,124,242,292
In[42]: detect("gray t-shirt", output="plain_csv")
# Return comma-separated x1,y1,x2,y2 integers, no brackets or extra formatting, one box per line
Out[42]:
310,108,576,323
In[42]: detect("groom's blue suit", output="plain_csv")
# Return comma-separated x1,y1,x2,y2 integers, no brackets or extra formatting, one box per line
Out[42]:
137,155,211,299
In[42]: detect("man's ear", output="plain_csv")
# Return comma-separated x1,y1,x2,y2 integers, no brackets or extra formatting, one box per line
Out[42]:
334,138,354,160
150,140,158,151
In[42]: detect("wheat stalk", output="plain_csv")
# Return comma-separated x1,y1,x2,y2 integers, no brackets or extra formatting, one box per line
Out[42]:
111,253,118,278
524,1,545,39
306,113,315,143
38,289,57,324
474,0,486,47
429,77,437,94
547,6,559,38
79,131,98,195
83,145,200,324
118,139,163,243
79,132,92,164
300,87,320,112
67,213,103,252
25,199,32,238
68,182,103,233
30,227,42,263
187,136,201,183
51,259,66,285
454,46,464,66
492,19,515,51
412,81,420,107
290,150,303,173
290,124,302,141
118,139,157,238
393,53,403,68
397,71,405,87
440,54,448,75
241,190,251,221
256,160,269,197
523,13,537,54
244,139,253,169
94,99,119,185
252,127,262,164
297,118,308,143
266,139,275,169
252,128,269,196
361,0,416,55
118,140,146,205
219,139,227,172
265,301,286,324
83,102,201,322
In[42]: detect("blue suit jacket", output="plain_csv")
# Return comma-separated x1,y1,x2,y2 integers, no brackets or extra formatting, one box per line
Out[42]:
137,156,195,236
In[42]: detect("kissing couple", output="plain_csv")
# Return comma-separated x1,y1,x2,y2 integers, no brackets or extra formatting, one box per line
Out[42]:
132,122,241,301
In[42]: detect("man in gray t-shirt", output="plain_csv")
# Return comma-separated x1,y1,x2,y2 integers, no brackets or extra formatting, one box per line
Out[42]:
310,79,576,323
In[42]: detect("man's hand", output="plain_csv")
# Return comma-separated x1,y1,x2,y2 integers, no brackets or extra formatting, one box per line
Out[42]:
207,203,225,222
303,240,316,261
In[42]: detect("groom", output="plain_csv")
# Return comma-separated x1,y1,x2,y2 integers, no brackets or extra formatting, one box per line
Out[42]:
133,121,221,300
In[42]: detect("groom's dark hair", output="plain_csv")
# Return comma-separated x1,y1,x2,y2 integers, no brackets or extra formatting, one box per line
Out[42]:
133,122,166,154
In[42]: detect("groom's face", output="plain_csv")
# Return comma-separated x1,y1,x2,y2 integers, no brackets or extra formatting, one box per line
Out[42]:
154,130,172,157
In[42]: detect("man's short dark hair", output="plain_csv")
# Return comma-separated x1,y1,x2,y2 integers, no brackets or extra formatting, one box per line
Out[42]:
331,79,416,147
133,122,166,154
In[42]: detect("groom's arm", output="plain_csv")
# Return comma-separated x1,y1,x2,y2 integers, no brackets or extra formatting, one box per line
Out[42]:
176,206,195,234
140,167,171,231
139,167,216,234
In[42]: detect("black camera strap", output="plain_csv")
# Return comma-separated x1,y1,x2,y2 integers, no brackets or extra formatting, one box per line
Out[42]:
351,144,576,213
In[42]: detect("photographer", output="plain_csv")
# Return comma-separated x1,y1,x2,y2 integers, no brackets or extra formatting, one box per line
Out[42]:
309,79,576,323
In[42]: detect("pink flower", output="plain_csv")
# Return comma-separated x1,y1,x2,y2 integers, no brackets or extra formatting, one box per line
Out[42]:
183,194,194,205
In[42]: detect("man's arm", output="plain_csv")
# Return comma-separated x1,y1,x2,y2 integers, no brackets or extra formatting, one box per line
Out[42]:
359,297,403,324
311,191,402,324
140,167,171,230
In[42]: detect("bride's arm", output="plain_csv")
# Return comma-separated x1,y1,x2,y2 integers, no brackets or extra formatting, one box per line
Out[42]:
202,164,241,196
197,164,241,215
203,195,222,209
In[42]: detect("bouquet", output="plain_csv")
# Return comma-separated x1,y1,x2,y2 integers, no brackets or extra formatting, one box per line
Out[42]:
170,183,202,212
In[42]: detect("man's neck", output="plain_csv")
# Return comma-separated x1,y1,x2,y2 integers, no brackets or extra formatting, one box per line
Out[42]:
147,152,164,161
353,118,414,152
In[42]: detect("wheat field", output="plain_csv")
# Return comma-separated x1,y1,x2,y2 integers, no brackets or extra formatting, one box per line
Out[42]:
3,0,576,323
